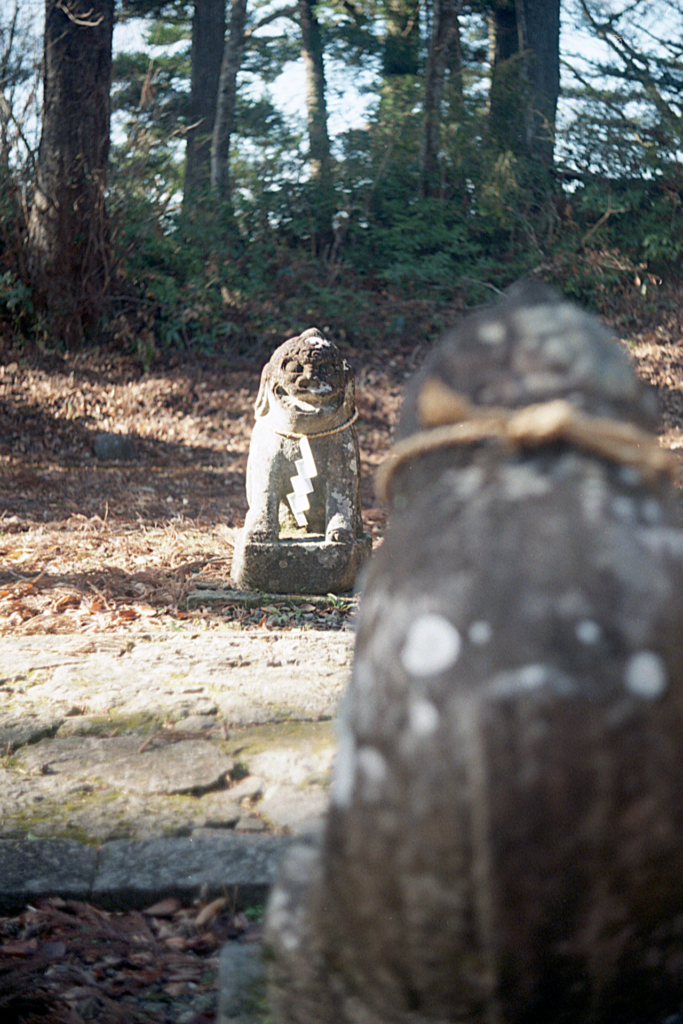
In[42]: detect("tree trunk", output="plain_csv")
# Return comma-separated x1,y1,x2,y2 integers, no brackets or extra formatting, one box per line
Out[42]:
185,0,226,199
27,0,114,345
299,0,331,183
383,0,421,78
419,0,462,199
518,0,560,166
487,0,560,165
210,0,248,198
299,0,333,250
487,0,525,155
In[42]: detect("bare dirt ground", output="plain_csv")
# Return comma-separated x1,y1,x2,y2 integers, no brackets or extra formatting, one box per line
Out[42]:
2,294,683,1023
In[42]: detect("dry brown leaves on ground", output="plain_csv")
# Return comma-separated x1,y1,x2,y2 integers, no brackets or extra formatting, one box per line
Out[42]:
0,348,408,635
0,895,262,1023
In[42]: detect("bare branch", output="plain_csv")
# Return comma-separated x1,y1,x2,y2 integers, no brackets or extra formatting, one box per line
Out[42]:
55,2,104,28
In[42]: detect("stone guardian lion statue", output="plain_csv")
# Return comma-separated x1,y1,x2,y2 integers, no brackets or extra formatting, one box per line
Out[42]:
243,328,363,544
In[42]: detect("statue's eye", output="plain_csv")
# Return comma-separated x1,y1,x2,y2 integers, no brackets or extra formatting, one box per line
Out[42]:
284,360,304,374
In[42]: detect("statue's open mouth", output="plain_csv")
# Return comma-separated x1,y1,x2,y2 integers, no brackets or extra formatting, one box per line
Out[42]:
275,385,341,414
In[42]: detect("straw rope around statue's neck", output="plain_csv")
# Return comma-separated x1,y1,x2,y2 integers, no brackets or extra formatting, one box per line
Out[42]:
376,376,678,503
273,409,359,439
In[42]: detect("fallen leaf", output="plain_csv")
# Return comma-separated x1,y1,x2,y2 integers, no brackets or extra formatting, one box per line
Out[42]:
194,896,227,929
143,897,182,918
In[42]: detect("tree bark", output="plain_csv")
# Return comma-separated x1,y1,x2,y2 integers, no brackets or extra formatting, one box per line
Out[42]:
185,0,226,199
27,0,114,345
299,0,333,250
518,0,560,166
487,0,560,165
419,0,462,199
210,0,248,198
487,0,525,155
383,0,421,78
299,0,331,183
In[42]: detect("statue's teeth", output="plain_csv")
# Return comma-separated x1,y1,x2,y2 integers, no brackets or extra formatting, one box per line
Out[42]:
287,437,317,526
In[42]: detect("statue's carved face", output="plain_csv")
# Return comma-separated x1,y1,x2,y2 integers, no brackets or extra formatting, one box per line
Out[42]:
255,328,354,430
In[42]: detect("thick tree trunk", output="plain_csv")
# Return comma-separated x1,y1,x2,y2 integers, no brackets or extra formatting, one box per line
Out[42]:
487,0,560,165
419,0,462,199
27,0,114,345
299,0,333,251
518,0,560,165
299,0,331,183
210,0,248,197
185,0,226,199
487,0,525,155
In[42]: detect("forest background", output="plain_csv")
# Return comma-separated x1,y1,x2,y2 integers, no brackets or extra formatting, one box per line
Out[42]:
1,0,683,357
2,0,683,639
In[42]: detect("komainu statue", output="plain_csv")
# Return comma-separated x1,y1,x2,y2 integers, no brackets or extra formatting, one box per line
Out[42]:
232,328,370,594
265,283,683,1024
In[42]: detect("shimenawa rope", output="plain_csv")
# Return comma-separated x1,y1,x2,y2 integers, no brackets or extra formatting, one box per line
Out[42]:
376,376,677,502
273,409,359,439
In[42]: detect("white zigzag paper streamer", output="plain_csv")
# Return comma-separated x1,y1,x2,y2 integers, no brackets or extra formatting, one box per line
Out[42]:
287,435,317,527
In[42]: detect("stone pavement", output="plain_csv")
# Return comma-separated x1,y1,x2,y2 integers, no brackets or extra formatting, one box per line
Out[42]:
0,628,353,911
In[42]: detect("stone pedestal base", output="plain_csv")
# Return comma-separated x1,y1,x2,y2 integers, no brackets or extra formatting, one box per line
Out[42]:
231,532,372,595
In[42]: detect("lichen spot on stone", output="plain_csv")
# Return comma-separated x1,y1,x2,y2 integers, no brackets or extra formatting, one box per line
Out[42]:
575,619,602,645
517,664,547,689
580,473,606,525
624,651,667,699
401,613,462,677
612,496,636,521
409,699,440,737
468,620,492,646
642,497,662,524
619,465,642,487
477,319,506,345
357,746,388,801
331,728,356,807
266,888,296,950
353,659,374,692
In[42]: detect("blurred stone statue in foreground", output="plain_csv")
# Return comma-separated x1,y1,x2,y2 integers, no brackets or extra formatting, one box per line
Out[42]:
231,328,370,594
265,283,683,1024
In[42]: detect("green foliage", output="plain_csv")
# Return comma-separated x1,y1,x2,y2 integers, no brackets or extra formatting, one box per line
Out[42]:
0,270,34,333
345,202,481,296
3,0,683,358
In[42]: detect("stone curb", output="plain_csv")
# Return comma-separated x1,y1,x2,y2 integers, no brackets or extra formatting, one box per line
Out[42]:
0,833,292,915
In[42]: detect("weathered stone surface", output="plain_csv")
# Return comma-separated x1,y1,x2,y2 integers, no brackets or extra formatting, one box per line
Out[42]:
0,708,63,748
0,631,345,844
15,735,236,796
0,630,352,727
231,533,371,595
0,839,98,915
93,834,291,910
217,944,266,1024
0,834,294,916
266,284,683,1024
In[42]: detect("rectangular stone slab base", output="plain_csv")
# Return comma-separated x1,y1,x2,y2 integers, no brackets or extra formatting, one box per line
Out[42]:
231,531,372,595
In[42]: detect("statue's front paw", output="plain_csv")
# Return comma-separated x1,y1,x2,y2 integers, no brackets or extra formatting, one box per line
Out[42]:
243,514,278,543
244,527,277,543
326,514,353,543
